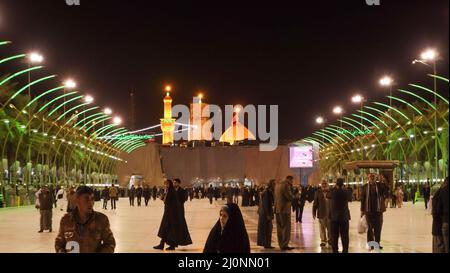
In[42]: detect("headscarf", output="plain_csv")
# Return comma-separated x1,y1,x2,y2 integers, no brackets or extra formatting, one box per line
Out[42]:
203,203,250,253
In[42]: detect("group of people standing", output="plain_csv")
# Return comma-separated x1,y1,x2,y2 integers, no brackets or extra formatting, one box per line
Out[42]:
126,185,159,207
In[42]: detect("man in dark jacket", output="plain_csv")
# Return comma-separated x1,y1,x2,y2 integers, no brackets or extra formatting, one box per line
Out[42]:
152,186,158,200
438,177,449,253
136,185,143,206
38,186,54,233
129,185,135,206
423,182,431,209
174,179,188,216
297,186,307,223
360,173,387,249
257,179,275,249
101,187,109,210
55,186,115,253
313,181,331,247
143,185,151,206
432,183,445,253
327,178,351,253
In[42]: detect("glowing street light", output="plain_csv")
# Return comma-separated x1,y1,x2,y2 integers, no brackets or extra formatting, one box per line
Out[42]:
332,106,343,115
28,52,44,63
421,49,437,61
84,95,94,104
351,94,363,103
379,76,393,87
113,116,122,125
104,108,112,115
165,85,172,92
315,116,324,124
64,79,77,89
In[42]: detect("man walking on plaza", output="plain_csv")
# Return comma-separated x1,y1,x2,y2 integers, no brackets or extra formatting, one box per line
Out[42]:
257,179,275,249
313,180,331,247
55,186,116,253
129,185,136,206
174,178,188,216
437,177,449,253
274,176,295,250
109,184,118,210
327,178,350,253
360,173,387,250
423,182,431,210
101,186,109,210
38,186,54,233
136,185,143,206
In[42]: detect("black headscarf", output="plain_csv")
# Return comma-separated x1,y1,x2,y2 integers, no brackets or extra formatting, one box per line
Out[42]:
203,203,250,253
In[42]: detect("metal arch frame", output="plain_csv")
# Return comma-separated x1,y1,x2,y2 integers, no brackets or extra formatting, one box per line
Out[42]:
65,106,99,126
47,95,83,118
74,112,104,128
37,91,78,113
0,66,43,87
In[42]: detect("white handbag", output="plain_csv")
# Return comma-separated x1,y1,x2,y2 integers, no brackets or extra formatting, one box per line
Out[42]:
358,215,368,234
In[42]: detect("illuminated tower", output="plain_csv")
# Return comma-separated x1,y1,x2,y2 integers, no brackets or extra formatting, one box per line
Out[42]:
188,94,212,141
160,85,175,145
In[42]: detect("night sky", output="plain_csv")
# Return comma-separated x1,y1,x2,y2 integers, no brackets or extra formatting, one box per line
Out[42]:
0,0,448,141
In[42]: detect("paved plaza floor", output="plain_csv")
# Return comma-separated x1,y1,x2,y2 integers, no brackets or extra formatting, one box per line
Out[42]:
0,197,433,253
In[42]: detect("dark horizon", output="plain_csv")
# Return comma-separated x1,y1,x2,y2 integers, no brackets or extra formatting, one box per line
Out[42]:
0,0,448,141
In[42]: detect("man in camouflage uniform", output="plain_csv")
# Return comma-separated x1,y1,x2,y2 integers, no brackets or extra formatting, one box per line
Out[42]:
55,186,116,253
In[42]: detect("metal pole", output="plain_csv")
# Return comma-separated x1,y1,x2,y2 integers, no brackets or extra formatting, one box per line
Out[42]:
433,61,438,184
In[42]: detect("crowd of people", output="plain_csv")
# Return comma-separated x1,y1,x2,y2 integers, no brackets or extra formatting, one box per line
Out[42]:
30,174,448,253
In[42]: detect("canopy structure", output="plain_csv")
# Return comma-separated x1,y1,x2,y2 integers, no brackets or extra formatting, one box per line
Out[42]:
343,160,401,171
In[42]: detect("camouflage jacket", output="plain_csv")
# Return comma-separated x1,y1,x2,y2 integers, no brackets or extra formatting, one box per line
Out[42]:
55,210,115,253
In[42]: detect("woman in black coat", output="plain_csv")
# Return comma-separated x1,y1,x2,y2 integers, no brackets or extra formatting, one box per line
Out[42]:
154,179,192,250
203,203,250,253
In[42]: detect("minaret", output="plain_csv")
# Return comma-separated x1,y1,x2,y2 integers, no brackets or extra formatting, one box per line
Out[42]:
160,85,175,145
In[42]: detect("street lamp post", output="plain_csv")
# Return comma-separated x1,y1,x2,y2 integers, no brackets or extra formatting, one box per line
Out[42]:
413,49,439,183
26,52,43,187
352,94,364,160
380,76,394,160
63,79,76,185
316,116,325,180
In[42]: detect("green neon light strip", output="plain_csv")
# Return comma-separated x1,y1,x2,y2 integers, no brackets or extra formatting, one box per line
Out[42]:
126,143,146,153
47,95,83,117
342,116,369,130
56,102,90,121
113,138,137,149
85,116,111,132
75,112,104,128
0,41,12,46
121,140,144,152
65,106,99,125
350,114,380,130
105,129,129,144
428,74,449,83
329,124,359,140
0,66,43,86
388,96,423,115
24,86,65,109
373,102,410,121
409,84,449,105
324,126,352,141
102,127,126,139
94,124,116,136
8,75,56,102
321,128,346,142
338,119,366,135
397,89,436,110
98,127,126,142
38,91,77,113
364,106,399,125
356,110,388,128
304,137,326,148
313,132,338,145
116,138,143,150
0,54,26,65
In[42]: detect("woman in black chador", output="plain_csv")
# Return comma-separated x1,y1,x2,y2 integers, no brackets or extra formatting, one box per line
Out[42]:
203,203,250,253
154,179,192,250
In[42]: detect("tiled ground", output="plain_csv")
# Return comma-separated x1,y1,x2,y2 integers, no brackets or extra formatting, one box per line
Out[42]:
0,197,433,253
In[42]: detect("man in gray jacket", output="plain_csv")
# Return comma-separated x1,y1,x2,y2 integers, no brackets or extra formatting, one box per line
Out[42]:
313,180,331,247
274,176,295,250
